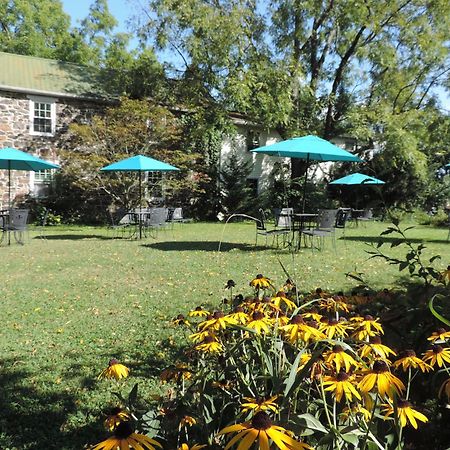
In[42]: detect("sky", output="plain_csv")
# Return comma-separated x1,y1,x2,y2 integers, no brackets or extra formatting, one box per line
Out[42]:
61,0,449,112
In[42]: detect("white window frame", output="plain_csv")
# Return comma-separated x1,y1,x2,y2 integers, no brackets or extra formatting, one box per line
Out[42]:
28,95,56,136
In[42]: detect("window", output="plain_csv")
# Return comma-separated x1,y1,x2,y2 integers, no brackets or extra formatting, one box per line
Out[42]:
246,130,260,151
34,169,55,183
29,96,56,136
32,169,56,198
148,172,163,198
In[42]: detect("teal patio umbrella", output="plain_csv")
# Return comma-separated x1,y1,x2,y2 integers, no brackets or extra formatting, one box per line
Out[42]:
329,172,385,185
100,155,179,239
251,135,362,212
0,147,60,209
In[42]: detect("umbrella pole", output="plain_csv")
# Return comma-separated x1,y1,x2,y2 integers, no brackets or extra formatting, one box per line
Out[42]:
139,171,142,239
8,161,11,245
301,154,310,213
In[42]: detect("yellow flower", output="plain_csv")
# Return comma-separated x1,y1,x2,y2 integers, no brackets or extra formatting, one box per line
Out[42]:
103,408,131,431
280,315,325,344
179,415,196,428
188,306,210,317
358,360,405,399
341,403,371,422
301,310,323,322
322,371,361,403
427,328,450,343
359,336,396,361
198,311,233,331
246,311,272,334
318,318,349,339
319,298,349,313
440,266,450,283
172,314,191,326
271,291,297,311
160,363,192,383
218,411,313,450
250,274,274,290
90,421,162,450
241,395,279,413
195,334,224,353
351,315,384,340
382,399,428,429
227,307,249,325
98,359,130,380
392,350,432,373
178,445,207,450
422,345,450,368
324,344,359,373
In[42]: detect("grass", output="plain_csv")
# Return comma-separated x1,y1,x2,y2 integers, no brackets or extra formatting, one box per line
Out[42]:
0,220,449,449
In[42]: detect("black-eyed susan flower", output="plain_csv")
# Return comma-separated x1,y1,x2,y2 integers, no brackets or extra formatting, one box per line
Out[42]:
319,318,349,339
271,291,296,311
246,310,272,334
195,334,224,353
225,279,236,289
173,314,191,326
104,407,131,431
178,444,207,450
188,329,210,344
427,328,450,343
212,378,233,390
179,415,197,428
301,310,323,322
218,411,312,450
322,371,361,403
250,274,273,290
359,336,396,361
160,363,192,383
90,421,162,450
422,345,450,368
392,350,432,373
439,378,450,400
358,360,405,399
227,306,249,325
324,345,360,373
340,403,371,422
188,306,210,318
439,266,450,283
198,311,234,331
98,359,130,380
241,395,279,414
382,399,428,429
280,315,325,344
319,298,350,313
351,315,384,340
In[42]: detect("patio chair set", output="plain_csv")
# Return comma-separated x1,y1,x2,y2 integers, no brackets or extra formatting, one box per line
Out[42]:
0,208,29,245
256,207,373,251
107,207,188,239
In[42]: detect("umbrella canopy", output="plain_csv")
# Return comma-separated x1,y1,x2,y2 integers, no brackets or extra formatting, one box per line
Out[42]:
100,155,179,239
329,172,385,185
100,155,179,172
0,147,59,209
251,135,362,212
0,147,60,171
252,135,362,162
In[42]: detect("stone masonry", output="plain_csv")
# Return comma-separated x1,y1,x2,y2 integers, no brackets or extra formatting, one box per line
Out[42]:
0,90,106,209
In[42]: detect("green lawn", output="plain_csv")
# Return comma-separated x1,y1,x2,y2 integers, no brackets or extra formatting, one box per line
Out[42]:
0,220,449,449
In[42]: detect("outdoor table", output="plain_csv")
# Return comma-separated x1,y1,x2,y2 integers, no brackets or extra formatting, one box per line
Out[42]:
350,209,364,226
292,213,318,248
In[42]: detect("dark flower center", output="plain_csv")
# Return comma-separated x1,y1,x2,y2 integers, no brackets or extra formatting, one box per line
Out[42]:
364,315,374,321
373,360,389,373
290,315,305,325
213,311,224,319
176,314,185,320
235,306,244,313
262,296,272,303
251,411,272,430
109,407,123,415
432,345,443,354
397,399,411,409
316,288,323,294
202,335,216,344
369,336,382,344
332,345,343,353
336,371,350,382
109,359,119,366
436,328,447,334
307,320,319,329
195,306,203,311
256,274,264,279
226,280,236,288
328,319,339,326
113,421,133,438
252,311,265,321
276,291,286,298
399,349,416,358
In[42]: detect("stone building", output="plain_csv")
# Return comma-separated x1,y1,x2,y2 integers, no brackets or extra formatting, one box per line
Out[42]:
0,51,114,208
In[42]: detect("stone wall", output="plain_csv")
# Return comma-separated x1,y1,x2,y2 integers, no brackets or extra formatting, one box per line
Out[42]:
0,90,107,209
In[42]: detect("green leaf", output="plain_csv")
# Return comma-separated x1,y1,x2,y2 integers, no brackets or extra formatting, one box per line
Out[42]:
294,413,328,434
283,350,304,398
429,255,441,263
342,432,360,446
128,383,138,406
429,295,450,327
398,261,409,271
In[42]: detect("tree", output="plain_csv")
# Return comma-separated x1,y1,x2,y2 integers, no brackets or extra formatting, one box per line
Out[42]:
53,98,202,222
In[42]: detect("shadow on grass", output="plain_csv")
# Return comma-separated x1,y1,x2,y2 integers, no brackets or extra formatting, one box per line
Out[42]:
0,358,102,449
341,235,449,244
143,241,267,252
33,234,116,241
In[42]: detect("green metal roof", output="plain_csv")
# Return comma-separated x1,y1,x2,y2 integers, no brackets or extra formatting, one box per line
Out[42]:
0,52,116,101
